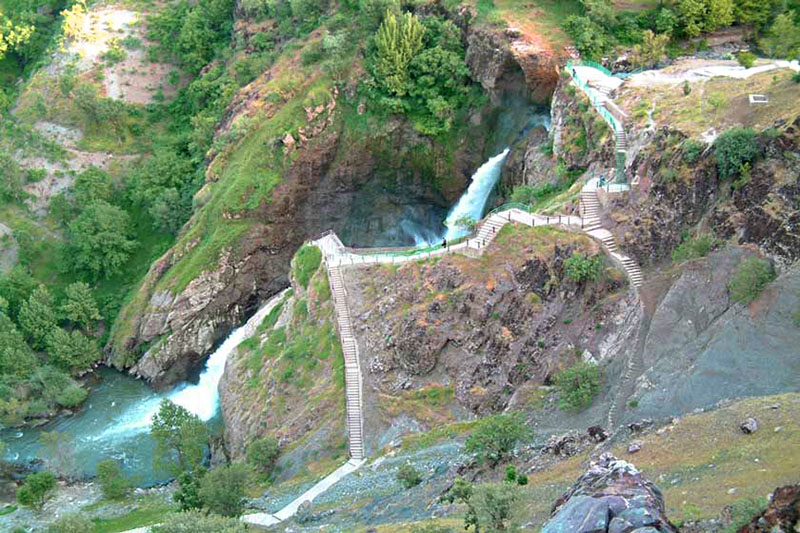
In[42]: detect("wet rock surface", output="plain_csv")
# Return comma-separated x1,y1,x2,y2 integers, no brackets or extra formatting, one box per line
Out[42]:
542,453,677,533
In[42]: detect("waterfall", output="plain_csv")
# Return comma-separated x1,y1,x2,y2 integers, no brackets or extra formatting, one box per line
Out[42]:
97,289,288,439
443,148,510,241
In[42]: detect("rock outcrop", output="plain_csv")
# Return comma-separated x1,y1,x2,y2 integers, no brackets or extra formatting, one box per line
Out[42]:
612,118,800,269
542,453,677,533
465,27,558,105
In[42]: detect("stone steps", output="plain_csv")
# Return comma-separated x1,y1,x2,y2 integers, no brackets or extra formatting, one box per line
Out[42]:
327,266,365,461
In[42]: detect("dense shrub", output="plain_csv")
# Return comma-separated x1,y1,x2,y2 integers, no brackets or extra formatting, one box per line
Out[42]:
553,362,601,411
564,253,603,282
292,245,322,289
728,256,775,304
246,437,280,474
55,385,88,408
174,469,205,511
199,463,249,517
736,51,756,68
151,511,247,533
396,463,423,488
464,413,529,466
682,139,704,163
17,471,57,508
366,12,477,135
96,459,133,500
715,127,759,179
671,234,715,262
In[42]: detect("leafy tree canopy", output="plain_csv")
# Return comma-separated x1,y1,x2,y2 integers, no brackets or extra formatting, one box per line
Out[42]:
151,399,209,476
66,200,137,280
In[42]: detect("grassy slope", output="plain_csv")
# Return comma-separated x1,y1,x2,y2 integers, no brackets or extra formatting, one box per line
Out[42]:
620,67,800,138
363,393,800,531
227,251,347,473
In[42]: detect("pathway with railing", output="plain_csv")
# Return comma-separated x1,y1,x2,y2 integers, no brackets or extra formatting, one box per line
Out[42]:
565,61,629,182
239,181,643,530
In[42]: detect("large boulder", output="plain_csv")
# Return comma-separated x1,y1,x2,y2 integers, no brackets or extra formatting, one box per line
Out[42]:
542,453,677,533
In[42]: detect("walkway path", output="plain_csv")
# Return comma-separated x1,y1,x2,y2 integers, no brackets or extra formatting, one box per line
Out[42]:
242,459,365,528
565,63,629,181
626,58,800,86
238,181,644,529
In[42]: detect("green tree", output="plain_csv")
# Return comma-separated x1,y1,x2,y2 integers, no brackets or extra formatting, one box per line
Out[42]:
66,201,137,280
96,459,133,500
729,256,776,304
0,313,37,380
17,471,57,508
441,477,478,531
706,0,735,30
760,11,800,58
0,12,34,61
734,0,771,28
676,0,707,37
563,15,611,59
553,362,601,411
407,44,471,134
129,150,196,234
73,167,113,207
60,282,102,330
472,483,520,531
246,437,280,475
151,510,247,533
715,127,759,179
0,267,36,320
630,30,670,68
18,284,58,350
374,11,425,96
464,414,530,467
174,469,205,511
198,463,249,517
151,399,209,475
46,328,101,373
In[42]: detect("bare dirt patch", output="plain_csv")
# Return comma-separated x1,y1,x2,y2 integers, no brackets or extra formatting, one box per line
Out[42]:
62,5,182,104
18,121,138,215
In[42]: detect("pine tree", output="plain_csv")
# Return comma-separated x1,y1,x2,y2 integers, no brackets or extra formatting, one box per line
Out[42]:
760,11,800,58
706,0,735,31
375,11,424,96
18,285,58,350
60,282,101,330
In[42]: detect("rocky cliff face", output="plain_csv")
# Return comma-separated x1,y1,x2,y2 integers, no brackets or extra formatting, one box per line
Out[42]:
342,225,630,451
542,453,677,532
501,74,616,193
108,88,498,386
106,6,567,386
610,247,800,426
610,118,799,269
465,26,558,106
218,251,346,472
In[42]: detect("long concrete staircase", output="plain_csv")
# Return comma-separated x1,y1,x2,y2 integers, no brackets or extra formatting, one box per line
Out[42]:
328,266,365,461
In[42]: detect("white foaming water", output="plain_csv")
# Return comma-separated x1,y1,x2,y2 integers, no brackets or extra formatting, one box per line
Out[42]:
443,148,510,241
96,289,288,440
